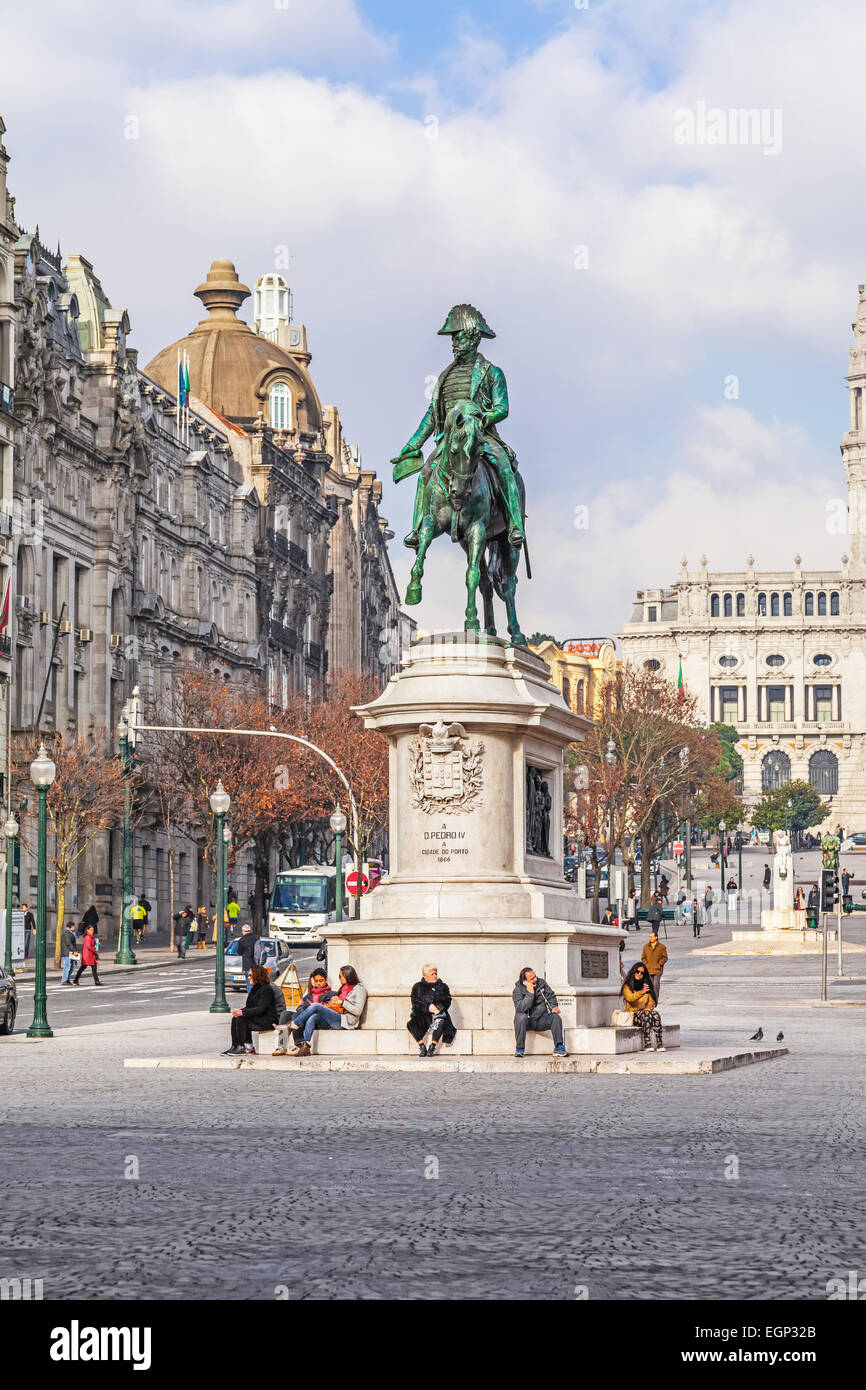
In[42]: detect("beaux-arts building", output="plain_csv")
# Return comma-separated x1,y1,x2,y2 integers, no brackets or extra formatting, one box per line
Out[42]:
0,118,411,931
619,280,866,832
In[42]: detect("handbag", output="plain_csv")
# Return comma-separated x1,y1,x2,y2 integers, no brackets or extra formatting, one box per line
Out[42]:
611,1008,633,1027
326,997,345,1014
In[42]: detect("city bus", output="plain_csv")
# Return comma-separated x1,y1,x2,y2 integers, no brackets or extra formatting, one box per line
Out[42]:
267,862,384,948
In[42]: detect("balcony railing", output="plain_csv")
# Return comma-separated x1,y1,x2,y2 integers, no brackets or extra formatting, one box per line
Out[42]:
0,381,14,417
0,633,10,659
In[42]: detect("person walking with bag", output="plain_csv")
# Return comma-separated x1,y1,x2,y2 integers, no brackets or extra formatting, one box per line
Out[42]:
60,921,80,984
73,924,102,986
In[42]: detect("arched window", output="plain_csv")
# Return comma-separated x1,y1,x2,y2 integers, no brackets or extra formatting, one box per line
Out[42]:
222,585,230,633
170,558,180,610
644,659,661,671
783,592,792,616
818,592,827,616
562,676,571,709
710,593,720,617
805,592,814,616
757,592,767,616
761,750,791,791
830,591,840,615
155,470,164,509
809,749,838,795
736,593,745,616
576,679,585,713
268,381,292,430
723,593,732,617
158,551,168,600
771,593,780,617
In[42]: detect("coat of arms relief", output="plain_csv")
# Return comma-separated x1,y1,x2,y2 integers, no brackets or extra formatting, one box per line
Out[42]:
408,720,484,814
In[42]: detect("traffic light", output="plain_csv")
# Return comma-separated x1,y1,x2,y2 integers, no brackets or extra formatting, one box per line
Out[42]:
820,868,839,913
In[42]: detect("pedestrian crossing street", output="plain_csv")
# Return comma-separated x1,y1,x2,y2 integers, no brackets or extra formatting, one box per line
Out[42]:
14,964,225,1017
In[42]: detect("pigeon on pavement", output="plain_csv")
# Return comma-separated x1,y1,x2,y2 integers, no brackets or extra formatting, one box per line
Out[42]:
776,1031,784,1041
749,1027,763,1041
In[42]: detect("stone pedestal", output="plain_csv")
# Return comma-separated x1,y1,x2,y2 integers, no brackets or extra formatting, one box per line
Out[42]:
323,634,632,1052
760,907,806,932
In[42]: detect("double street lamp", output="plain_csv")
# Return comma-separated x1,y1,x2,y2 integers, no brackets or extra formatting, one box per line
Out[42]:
114,715,137,966
4,813,18,975
718,818,727,899
330,805,347,923
209,780,231,1015
27,743,55,1039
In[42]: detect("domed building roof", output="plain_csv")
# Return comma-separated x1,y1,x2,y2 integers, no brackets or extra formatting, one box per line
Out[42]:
143,259,323,431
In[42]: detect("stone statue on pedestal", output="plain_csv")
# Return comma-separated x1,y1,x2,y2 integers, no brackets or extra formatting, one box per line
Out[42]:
772,830,794,913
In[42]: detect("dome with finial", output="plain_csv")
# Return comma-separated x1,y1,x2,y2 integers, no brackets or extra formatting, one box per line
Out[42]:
144,258,323,429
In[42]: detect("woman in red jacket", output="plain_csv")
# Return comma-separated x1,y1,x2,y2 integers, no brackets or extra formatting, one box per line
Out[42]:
73,925,102,986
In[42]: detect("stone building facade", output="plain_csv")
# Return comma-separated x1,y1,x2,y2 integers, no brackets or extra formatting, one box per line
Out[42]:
619,281,866,833
0,119,410,932
530,638,618,720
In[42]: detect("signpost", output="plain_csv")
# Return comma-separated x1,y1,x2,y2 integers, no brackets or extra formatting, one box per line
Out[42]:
346,870,369,897
673,840,684,856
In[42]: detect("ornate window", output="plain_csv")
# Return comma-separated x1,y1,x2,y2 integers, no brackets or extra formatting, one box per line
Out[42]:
719,655,738,668
783,592,793,616
765,654,784,667
813,653,832,666
576,679,585,712
805,592,814,616
723,593,733,617
830,591,840,615
268,381,292,430
562,676,571,709
771,593,780,617
736,593,745,616
757,592,767,616
719,686,739,724
761,749,791,790
814,685,833,722
710,593,720,618
766,686,787,722
810,749,838,795
644,659,661,671
817,592,827,616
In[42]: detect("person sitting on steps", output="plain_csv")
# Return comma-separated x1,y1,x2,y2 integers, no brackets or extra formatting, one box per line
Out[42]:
223,964,279,1055
407,964,456,1058
512,966,568,1058
621,962,665,1052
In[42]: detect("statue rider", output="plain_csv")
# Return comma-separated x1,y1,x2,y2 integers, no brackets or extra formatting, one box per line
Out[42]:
392,304,526,549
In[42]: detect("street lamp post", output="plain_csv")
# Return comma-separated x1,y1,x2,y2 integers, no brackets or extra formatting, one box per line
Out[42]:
114,716,137,966
718,819,727,900
4,814,18,976
27,743,55,1039
209,780,231,1015
330,805,347,923
785,796,793,838
737,821,744,893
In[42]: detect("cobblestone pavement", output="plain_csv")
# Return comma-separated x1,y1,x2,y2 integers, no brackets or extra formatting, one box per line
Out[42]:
1,923,864,1301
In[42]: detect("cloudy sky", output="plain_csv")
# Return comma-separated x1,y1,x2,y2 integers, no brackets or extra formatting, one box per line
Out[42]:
2,0,861,640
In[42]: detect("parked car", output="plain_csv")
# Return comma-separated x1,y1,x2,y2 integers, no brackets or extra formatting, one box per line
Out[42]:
0,965,18,1034
841,833,866,852
223,936,291,992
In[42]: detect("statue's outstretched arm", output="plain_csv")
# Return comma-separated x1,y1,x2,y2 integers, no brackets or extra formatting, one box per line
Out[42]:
399,402,435,457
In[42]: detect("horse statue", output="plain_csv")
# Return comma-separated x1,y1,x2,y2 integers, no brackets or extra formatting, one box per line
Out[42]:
402,398,527,645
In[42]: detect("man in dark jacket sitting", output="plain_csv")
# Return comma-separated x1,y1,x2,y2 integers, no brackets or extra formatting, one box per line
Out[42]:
407,964,456,1057
223,965,279,1055
512,967,568,1058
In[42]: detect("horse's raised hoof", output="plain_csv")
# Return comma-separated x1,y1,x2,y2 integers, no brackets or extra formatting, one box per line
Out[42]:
405,582,422,605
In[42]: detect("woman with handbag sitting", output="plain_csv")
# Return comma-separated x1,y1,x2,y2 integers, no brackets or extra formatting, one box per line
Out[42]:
288,966,366,1057
223,964,279,1055
620,961,665,1052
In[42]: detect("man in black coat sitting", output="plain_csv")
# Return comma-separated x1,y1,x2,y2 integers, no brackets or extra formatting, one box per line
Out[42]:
512,967,569,1058
407,964,456,1058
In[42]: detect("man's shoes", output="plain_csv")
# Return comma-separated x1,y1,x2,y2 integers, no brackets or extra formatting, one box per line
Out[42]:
222,1046,243,1055
94,981,103,986
418,1044,428,1057
514,1048,525,1058
403,531,419,550
553,1044,569,1057
244,1044,256,1054
656,1046,666,1052
272,1046,287,1056
508,526,524,547
425,1044,437,1058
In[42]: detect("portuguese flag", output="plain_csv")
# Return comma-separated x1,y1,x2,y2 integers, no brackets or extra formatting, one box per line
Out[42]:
677,657,684,702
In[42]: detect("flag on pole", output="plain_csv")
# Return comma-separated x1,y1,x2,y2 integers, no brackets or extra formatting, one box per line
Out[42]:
677,657,684,703
0,574,10,633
